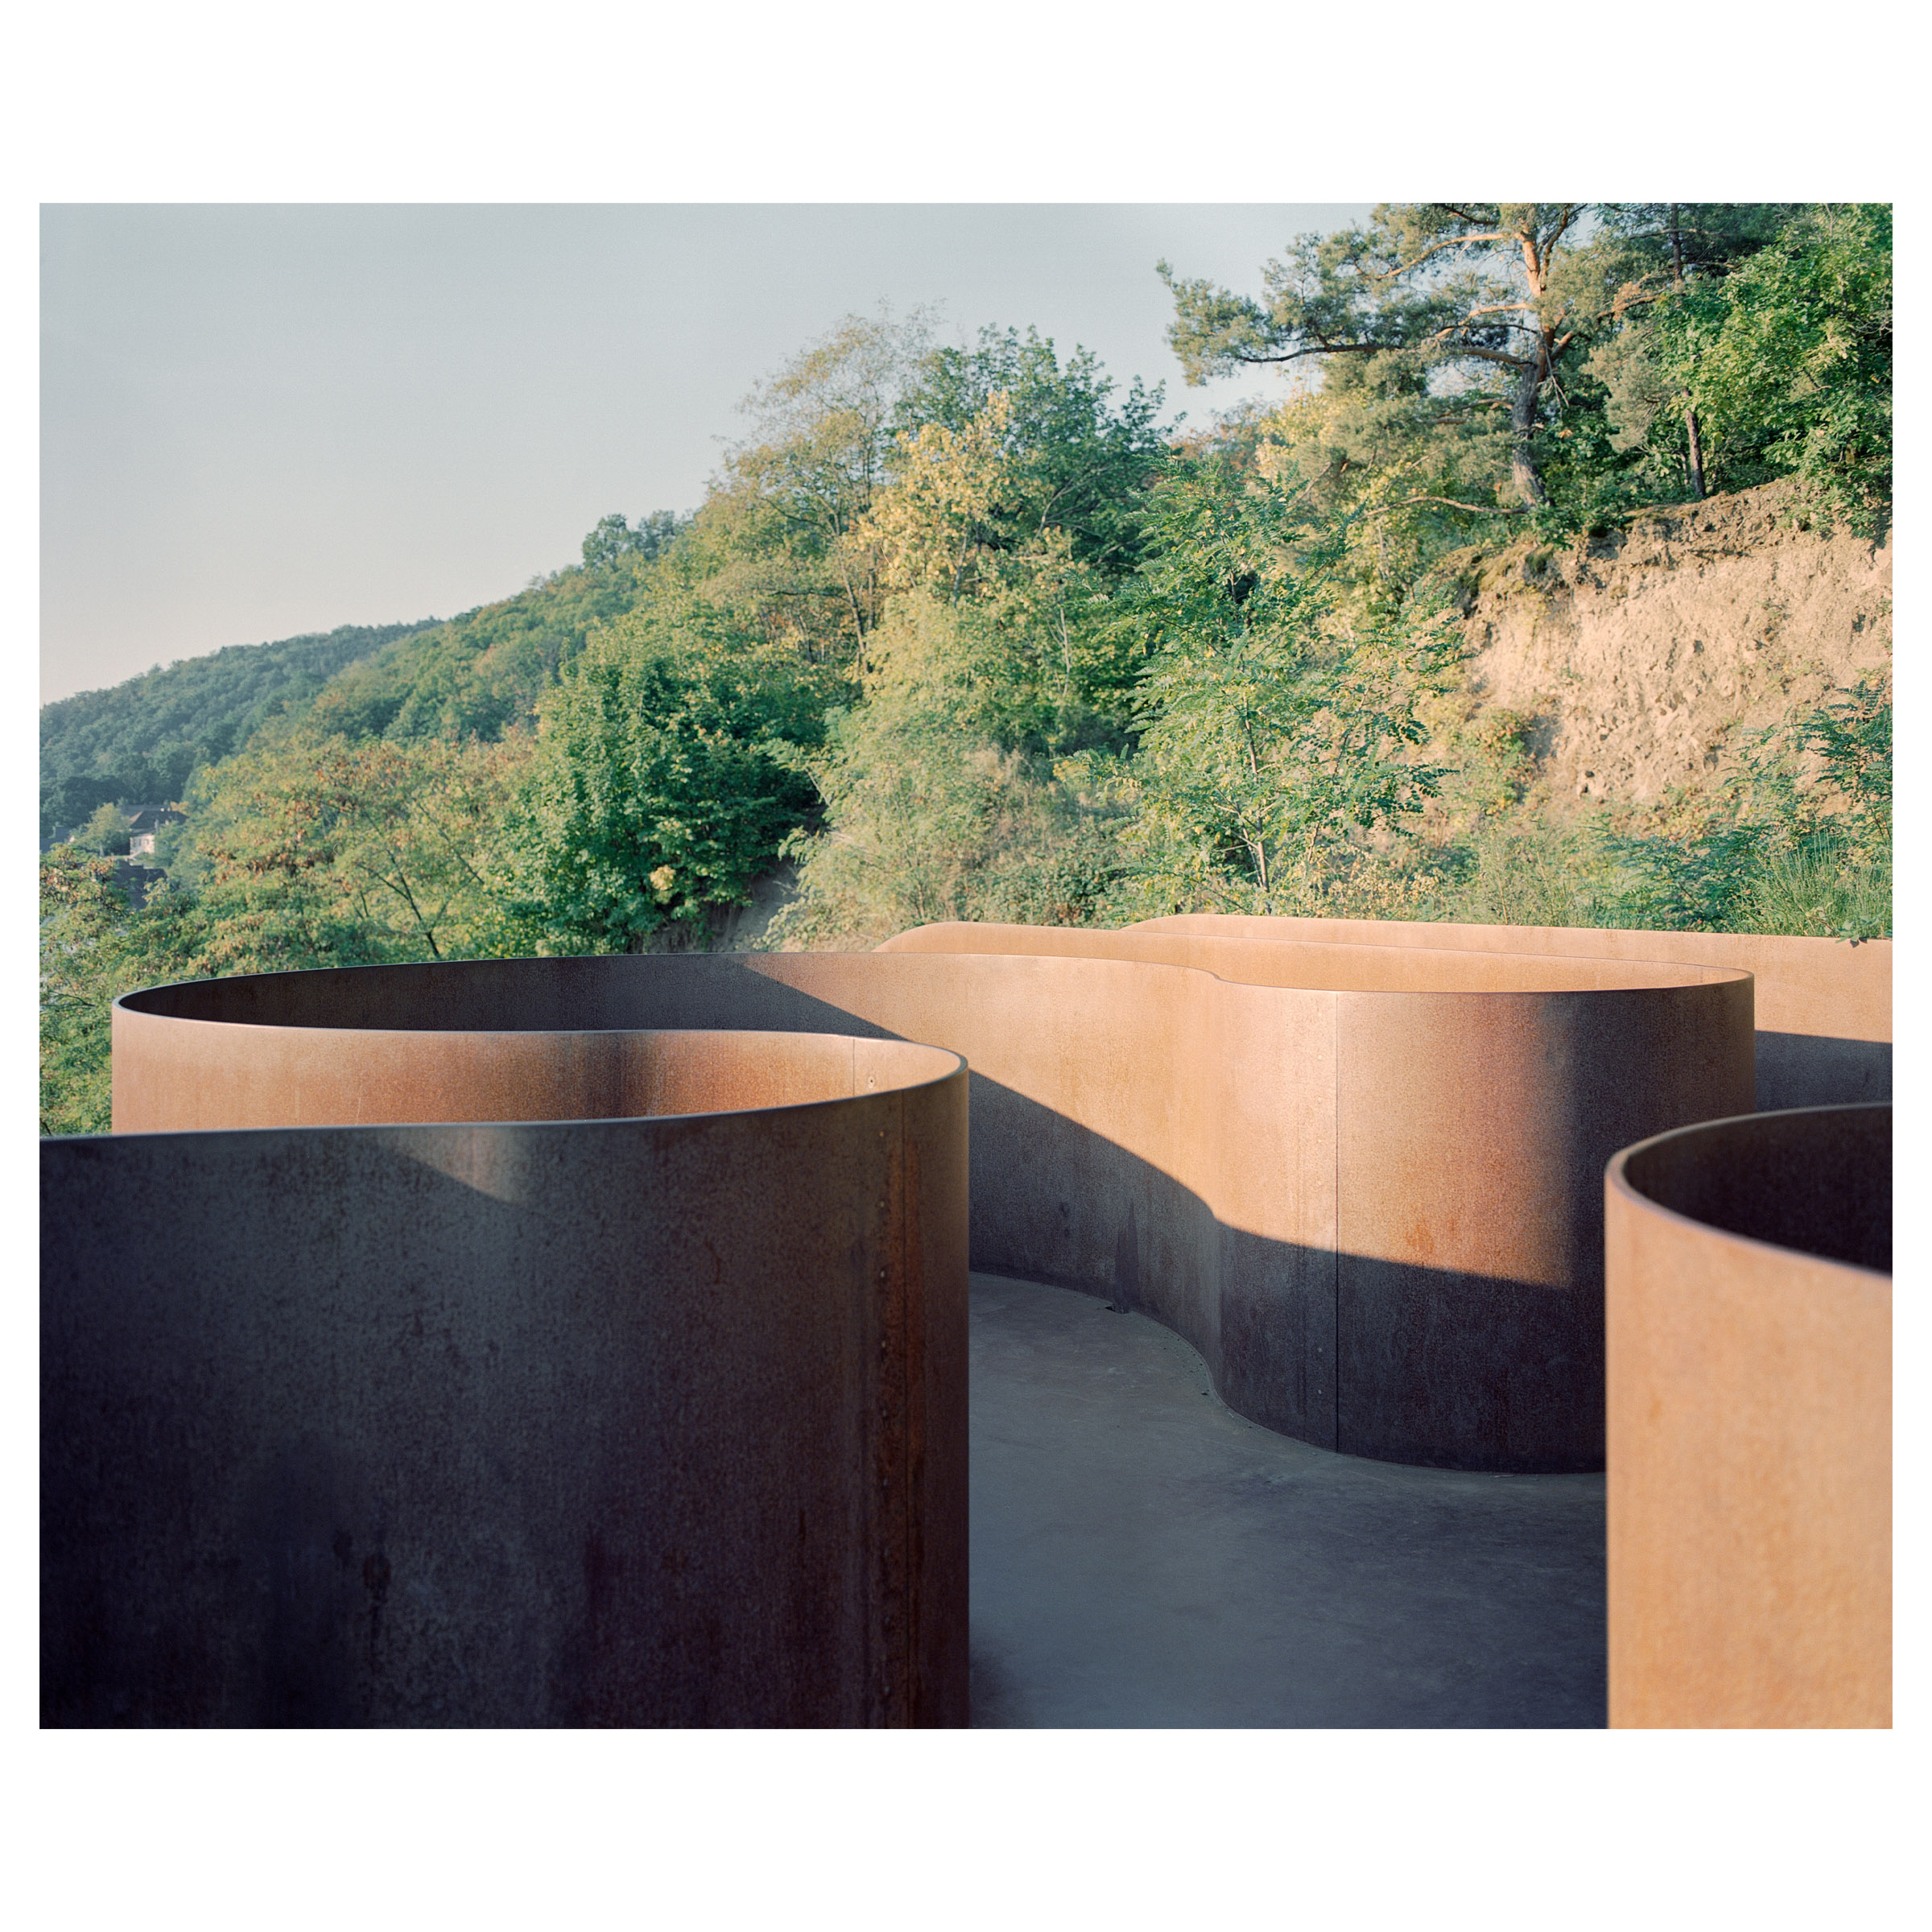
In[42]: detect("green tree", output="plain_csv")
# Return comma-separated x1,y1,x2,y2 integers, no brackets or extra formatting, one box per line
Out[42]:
1162,204,1607,509
496,621,825,953
1593,206,1891,535
894,325,1170,579
39,848,206,1135
851,392,1130,741
774,592,1126,947
1583,204,1802,498
582,510,685,571
173,731,531,973
1104,458,1461,915
679,308,935,667
76,801,133,855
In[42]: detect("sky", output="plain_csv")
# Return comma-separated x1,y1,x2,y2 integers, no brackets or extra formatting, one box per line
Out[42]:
39,204,1370,704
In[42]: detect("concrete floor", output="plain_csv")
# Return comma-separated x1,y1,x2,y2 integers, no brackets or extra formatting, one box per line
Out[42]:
968,1274,1608,1728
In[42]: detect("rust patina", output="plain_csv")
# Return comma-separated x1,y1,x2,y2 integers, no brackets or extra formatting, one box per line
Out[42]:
48,915,1890,1728
1606,1104,1891,1728
109,934,1754,1472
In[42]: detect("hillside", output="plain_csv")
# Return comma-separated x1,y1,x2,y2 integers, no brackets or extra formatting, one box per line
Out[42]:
40,618,437,840
40,208,1890,1137
39,536,674,841
301,551,664,745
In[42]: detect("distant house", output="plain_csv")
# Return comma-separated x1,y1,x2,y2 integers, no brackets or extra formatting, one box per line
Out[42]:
86,806,187,910
125,806,185,859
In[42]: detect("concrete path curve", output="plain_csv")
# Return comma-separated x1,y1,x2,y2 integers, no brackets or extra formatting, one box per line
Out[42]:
968,1275,1606,1728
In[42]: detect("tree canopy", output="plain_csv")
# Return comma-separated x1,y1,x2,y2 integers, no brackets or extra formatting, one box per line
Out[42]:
1162,201,1891,542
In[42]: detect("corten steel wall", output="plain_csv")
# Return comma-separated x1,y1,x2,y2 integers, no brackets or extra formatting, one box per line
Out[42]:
878,924,1752,1469
111,935,1752,1472
1132,913,1889,1112
1605,1104,1891,1728
44,1031,968,1728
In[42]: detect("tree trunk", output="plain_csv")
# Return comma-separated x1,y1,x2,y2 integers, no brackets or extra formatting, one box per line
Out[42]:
1509,349,1548,507
1670,206,1704,501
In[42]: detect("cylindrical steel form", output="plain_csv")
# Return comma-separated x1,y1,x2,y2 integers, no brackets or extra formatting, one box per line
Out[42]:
43,1030,968,1728
107,934,1752,1472
1606,1104,1891,1728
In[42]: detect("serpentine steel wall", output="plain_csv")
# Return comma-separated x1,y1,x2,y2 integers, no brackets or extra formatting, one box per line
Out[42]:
43,1031,968,1728
108,933,1752,1472
1132,914,1889,1112
1606,1105,1892,1728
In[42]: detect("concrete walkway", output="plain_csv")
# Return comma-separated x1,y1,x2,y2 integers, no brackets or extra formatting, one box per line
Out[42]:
968,1274,1608,1728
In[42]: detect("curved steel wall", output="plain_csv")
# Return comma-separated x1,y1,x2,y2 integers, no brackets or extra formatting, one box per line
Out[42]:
43,1031,968,1728
878,924,1752,1469
110,931,1752,1472
1130,913,1889,1111
1606,1104,1891,1728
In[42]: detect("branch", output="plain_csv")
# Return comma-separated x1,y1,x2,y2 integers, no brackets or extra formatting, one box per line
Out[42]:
1421,339,1533,370
1399,229,1510,264
1542,205,1583,253
1373,223,1513,281
1218,338,1405,366
1359,494,1530,519
1459,303,1545,328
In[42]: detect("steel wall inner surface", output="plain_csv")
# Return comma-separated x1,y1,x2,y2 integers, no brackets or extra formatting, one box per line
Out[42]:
43,1031,968,1728
110,931,1752,1472
1605,1104,1892,1728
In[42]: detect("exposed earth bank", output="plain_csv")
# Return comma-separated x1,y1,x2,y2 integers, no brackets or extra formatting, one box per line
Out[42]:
1442,481,1892,808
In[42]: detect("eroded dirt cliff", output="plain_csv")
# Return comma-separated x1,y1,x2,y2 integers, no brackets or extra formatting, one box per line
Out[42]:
1441,481,1892,808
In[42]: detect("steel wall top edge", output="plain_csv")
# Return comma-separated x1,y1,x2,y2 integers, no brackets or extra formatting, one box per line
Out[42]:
1606,1102,1893,1278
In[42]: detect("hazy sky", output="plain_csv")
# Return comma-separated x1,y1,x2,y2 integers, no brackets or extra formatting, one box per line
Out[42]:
39,204,1371,704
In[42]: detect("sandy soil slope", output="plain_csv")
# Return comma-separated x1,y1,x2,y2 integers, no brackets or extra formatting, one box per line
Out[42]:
1446,482,1891,807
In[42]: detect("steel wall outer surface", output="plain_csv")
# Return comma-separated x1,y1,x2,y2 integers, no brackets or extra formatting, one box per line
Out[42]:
1129,914,1889,1111
1605,1105,1891,1728
112,935,1752,1472
880,926,1752,1468
44,1031,968,1728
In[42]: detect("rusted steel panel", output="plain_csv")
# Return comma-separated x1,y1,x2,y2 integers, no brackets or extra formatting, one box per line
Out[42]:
878,925,1752,1472
1605,1105,1891,1728
1129,913,1890,1110
44,1032,968,1728
109,935,1751,1472
1333,979,1752,1471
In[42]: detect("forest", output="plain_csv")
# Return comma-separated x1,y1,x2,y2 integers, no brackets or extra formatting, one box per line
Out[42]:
42,203,1893,1133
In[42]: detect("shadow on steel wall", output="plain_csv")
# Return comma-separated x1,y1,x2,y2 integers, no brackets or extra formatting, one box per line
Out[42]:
44,1071,968,1729
40,1122,1599,1730
109,956,1746,1478
963,1082,1608,1474
138,953,1649,1472
56,936,1885,1728
46,1138,700,1727
1748,1032,1889,1112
